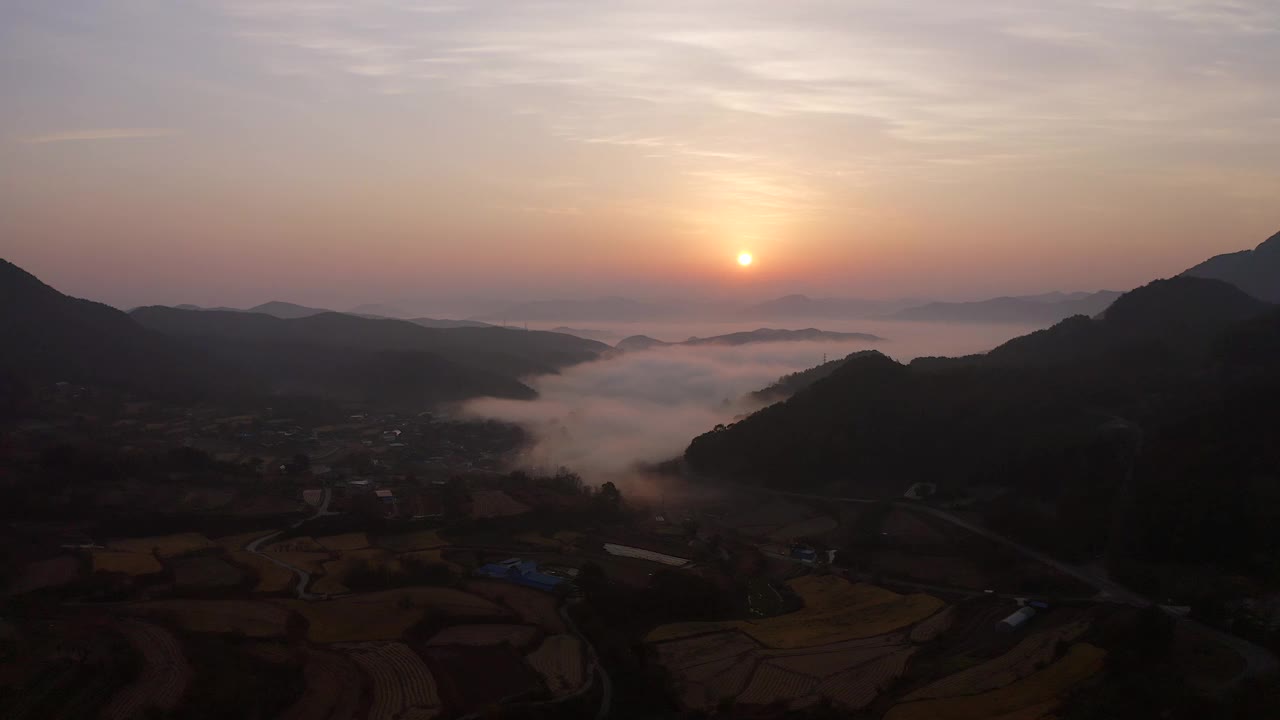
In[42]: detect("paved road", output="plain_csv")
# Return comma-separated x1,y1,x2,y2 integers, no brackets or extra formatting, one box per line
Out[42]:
244,487,331,600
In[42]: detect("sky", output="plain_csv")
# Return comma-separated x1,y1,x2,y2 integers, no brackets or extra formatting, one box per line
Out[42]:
2,0,1278,311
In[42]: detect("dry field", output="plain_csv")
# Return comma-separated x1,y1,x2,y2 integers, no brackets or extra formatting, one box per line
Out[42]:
7,555,81,594
910,606,956,643
316,533,371,551
400,549,465,575
277,648,365,720
885,643,1107,720
101,620,192,720
227,551,295,593
426,624,540,649
813,647,917,711
91,550,164,576
107,533,216,558
882,509,952,547
647,577,944,648
214,530,275,552
278,587,504,643
170,556,243,589
525,634,585,696
376,529,447,552
341,642,440,720
312,548,401,596
126,599,291,637
767,516,839,542
469,489,531,519
903,618,1090,701
263,551,330,575
466,579,566,633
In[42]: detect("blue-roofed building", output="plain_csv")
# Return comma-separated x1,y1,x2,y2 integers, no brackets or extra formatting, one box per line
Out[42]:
474,558,565,593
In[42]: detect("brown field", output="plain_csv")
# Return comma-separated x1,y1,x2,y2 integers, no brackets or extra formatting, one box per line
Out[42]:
765,642,905,679
107,533,217,558
525,634,585,696
214,530,276,552
312,549,401,596
127,599,291,637
465,580,566,633
101,620,192,720
376,529,447,552
910,606,956,643
91,550,164,576
264,536,327,553
882,509,951,546
170,556,243,589
316,533,371,551
814,647,916,710
736,663,818,706
278,587,504,643
903,618,1090,701
264,551,330,575
647,577,944,648
424,645,543,713
278,648,365,720
341,642,440,720
426,624,539,649
401,549,465,575
653,629,760,670
865,550,991,589
7,555,81,595
885,643,1107,720
469,489,531,519
227,551,295,593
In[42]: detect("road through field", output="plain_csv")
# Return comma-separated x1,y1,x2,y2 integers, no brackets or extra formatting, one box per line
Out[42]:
245,487,332,600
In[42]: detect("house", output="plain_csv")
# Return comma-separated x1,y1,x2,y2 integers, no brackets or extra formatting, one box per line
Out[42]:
474,558,565,593
998,607,1036,632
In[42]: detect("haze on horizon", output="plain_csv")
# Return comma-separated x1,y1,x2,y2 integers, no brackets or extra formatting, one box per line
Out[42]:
2,1,1278,311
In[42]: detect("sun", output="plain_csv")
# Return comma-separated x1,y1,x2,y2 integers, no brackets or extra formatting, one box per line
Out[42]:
737,251,753,267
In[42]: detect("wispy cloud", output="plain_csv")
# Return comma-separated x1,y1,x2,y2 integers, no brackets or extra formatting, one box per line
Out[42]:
20,128,180,144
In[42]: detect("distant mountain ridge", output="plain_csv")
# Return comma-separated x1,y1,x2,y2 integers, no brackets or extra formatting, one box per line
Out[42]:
615,327,883,351
891,290,1122,324
476,296,673,323
1181,229,1280,302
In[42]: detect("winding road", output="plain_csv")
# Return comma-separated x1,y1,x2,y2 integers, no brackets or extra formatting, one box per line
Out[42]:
244,487,332,600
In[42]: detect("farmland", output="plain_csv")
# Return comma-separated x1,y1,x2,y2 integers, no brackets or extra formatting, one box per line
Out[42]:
126,599,291,637
107,533,217,558
647,576,944,648
277,649,365,720
342,641,441,720
884,643,1107,720
467,579,566,632
100,620,192,720
426,623,540,648
90,550,164,576
278,587,505,643
525,634,586,696
227,550,295,593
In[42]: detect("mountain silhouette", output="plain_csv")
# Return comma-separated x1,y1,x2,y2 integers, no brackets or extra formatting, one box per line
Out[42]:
1182,229,1280,302
891,290,1122,325
615,327,882,351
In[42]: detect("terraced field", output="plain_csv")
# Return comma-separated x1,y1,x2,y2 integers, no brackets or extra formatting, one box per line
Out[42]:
126,600,291,637
312,548,401,595
376,529,447,552
278,648,365,720
466,579,566,632
316,533,371,551
525,634,585,696
228,551,294,593
426,624,540,649
107,533,216,558
910,606,956,643
648,577,944,648
342,642,440,720
649,579,947,712
279,587,504,643
903,619,1090,701
101,620,192,720
884,643,1107,720
91,549,163,576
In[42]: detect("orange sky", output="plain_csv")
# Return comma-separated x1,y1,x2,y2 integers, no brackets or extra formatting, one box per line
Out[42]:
2,1,1278,310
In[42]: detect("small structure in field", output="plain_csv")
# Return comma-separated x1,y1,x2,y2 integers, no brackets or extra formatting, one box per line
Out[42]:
998,606,1036,632
475,558,565,593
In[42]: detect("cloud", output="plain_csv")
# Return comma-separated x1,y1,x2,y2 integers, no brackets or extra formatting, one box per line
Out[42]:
20,128,180,144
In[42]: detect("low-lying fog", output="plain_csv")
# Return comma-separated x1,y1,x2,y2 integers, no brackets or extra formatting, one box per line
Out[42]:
462,320,1040,492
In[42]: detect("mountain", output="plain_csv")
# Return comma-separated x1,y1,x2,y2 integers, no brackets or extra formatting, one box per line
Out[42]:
246,300,332,319
740,295,910,319
549,326,618,341
129,306,608,381
615,327,882,351
685,275,1280,583
891,290,1122,325
1181,229,1280,302
348,303,409,318
476,297,672,323
749,351,880,403
0,260,240,399
407,317,495,329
